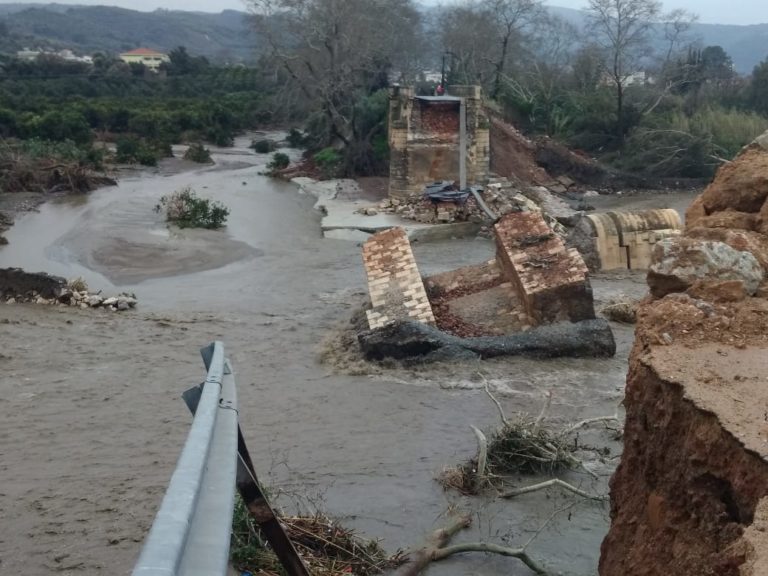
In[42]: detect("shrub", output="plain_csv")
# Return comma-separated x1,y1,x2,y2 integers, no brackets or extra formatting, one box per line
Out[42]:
183,142,212,163
115,137,158,166
155,186,229,229
286,128,307,148
250,138,276,153
266,152,290,172
313,147,342,178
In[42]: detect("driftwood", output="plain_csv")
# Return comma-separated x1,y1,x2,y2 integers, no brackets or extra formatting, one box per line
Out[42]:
501,478,608,501
390,515,548,576
440,382,621,494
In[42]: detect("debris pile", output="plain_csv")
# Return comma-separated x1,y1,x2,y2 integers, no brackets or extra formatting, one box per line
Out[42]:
1,269,137,311
372,177,571,236
231,498,392,576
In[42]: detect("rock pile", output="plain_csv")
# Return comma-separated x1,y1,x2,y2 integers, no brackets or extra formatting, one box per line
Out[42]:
2,270,137,312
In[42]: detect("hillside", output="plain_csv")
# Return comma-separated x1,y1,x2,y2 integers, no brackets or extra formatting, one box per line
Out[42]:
0,3,766,73
0,4,258,63
549,5,768,74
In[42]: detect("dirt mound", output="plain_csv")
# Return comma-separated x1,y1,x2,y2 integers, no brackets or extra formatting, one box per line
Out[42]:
489,116,553,187
600,131,768,576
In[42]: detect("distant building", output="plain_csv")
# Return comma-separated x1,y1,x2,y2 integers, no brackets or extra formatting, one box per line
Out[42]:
601,70,655,87
16,49,40,61
119,48,169,71
16,48,93,64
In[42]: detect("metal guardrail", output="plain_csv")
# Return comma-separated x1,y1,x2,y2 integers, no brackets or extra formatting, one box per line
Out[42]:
132,342,310,576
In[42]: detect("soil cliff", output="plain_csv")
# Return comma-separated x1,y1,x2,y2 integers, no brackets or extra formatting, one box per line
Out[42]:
600,133,768,576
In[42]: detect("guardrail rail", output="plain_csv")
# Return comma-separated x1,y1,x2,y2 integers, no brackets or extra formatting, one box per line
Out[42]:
132,342,310,576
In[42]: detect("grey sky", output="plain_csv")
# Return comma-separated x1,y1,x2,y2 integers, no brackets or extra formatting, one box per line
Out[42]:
0,0,765,25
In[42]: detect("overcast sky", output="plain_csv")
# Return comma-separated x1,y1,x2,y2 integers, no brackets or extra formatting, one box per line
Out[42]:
0,0,765,25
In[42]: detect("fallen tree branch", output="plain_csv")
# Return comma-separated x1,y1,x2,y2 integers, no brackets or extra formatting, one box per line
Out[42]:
501,478,607,501
470,425,488,492
390,513,550,576
432,542,548,574
533,391,552,434
562,415,620,436
481,374,509,427
390,515,471,576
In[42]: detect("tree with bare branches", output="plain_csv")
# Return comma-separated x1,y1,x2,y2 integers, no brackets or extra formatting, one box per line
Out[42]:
586,0,662,144
249,0,424,171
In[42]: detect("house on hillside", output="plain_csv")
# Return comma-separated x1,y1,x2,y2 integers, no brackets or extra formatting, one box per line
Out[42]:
119,48,169,71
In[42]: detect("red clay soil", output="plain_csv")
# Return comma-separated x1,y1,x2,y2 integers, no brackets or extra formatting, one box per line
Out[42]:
430,277,505,337
599,340,768,576
600,135,768,576
489,116,554,187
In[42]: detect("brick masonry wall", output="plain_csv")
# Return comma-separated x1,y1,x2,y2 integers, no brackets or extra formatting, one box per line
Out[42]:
419,102,460,136
362,227,436,329
494,212,595,324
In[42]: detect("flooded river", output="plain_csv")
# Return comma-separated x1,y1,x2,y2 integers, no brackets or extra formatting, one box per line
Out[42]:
0,137,690,575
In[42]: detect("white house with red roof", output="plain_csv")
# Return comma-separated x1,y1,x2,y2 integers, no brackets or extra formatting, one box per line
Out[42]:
119,48,170,71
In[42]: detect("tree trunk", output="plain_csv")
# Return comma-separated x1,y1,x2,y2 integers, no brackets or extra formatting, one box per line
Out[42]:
492,31,511,100
616,81,624,145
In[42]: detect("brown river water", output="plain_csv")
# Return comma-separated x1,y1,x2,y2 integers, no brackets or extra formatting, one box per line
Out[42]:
0,136,694,575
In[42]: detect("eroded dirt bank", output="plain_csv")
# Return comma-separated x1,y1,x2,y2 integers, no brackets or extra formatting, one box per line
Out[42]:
600,132,768,575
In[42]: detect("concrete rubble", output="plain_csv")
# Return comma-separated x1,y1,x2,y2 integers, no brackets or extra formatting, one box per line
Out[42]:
600,131,768,576
1,268,137,311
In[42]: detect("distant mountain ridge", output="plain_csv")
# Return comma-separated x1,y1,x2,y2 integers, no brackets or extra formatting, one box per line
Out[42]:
0,3,766,72
548,5,768,74
0,4,258,63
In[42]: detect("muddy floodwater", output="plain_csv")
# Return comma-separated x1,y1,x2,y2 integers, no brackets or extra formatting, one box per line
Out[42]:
0,137,694,575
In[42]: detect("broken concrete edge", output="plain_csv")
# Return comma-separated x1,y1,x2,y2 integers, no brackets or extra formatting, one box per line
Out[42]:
357,318,616,363
293,176,482,243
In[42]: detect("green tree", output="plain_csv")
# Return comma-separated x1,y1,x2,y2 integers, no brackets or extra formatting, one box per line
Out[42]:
750,58,768,116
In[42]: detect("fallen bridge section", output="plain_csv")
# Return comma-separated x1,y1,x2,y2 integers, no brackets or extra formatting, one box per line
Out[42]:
494,212,595,324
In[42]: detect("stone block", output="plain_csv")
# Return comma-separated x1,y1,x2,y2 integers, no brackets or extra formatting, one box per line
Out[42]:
493,212,595,324
361,227,435,330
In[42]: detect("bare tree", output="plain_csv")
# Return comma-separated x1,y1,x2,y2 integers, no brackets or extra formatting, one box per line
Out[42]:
438,0,543,98
662,8,698,66
483,0,545,99
249,0,423,149
586,0,662,143
438,4,499,86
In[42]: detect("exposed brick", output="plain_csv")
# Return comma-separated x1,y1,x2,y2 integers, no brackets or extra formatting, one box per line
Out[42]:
388,85,491,200
362,227,435,330
493,212,595,324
